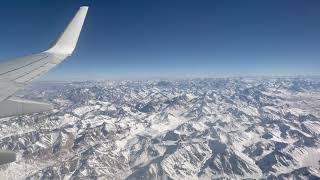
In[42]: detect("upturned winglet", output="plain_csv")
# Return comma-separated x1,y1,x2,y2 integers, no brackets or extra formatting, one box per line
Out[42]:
46,6,89,55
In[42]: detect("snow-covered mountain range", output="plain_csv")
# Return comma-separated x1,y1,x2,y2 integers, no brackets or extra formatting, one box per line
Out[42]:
0,77,319,179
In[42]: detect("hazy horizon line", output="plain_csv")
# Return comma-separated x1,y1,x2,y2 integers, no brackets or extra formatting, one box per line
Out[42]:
38,74,320,83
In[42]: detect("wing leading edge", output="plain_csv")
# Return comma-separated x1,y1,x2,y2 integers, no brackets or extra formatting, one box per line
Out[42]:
0,6,89,165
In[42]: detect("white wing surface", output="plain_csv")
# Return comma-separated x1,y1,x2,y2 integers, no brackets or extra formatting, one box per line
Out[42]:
0,6,88,105
0,6,89,165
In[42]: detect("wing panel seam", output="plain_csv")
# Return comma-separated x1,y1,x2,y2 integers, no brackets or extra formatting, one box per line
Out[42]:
0,55,49,76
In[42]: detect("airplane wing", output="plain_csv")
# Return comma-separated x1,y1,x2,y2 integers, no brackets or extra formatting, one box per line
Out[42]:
0,6,89,165
0,6,88,117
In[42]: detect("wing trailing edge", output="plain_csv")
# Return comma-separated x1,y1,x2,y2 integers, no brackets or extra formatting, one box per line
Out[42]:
0,97,53,118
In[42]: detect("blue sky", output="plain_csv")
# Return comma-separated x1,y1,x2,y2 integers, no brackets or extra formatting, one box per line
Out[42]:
0,0,320,80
